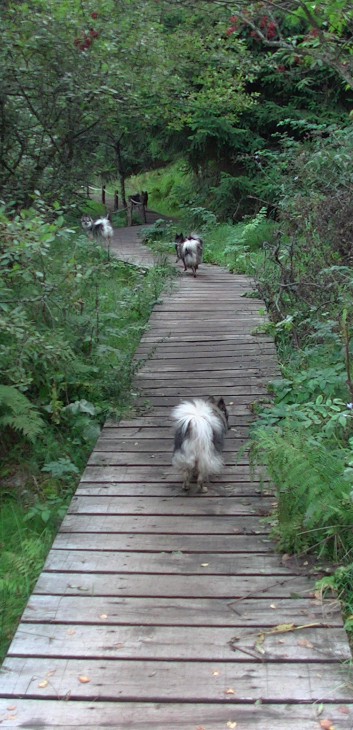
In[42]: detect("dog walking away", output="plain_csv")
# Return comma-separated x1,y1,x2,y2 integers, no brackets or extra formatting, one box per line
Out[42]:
175,233,203,277
81,214,113,248
172,397,229,493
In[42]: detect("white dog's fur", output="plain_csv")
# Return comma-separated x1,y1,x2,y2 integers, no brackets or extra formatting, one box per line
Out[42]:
172,397,229,493
81,215,113,247
175,233,203,277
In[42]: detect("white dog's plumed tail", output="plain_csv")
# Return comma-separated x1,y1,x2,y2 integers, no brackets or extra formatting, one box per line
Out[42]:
172,398,228,492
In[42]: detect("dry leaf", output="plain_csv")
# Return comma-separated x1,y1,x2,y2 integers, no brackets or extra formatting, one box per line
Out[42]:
319,721,336,730
212,670,220,676
67,629,76,636
201,563,209,567
78,676,91,684
100,614,108,619
270,603,277,609
297,638,314,649
7,706,16,711
38,680,48,688
227,723,237,729
338,706,350,715
225,688,235,695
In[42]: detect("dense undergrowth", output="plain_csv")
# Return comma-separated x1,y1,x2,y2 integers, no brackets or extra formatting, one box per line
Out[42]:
0,199,172,660
136,126,353,636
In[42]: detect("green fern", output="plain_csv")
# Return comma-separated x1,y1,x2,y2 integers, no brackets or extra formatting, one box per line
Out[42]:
0,385,43,441
252,424,353,557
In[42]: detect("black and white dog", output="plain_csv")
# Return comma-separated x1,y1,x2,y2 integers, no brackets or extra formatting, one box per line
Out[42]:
81,214,113,247
175,233,203,277
171,397,229,493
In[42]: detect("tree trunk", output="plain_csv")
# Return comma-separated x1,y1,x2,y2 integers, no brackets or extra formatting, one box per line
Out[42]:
115,139,126,208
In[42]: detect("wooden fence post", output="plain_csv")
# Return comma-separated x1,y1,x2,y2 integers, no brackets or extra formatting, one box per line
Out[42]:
127,201,133,226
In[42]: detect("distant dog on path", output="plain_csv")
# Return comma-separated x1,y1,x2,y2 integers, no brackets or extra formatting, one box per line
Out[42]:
81,214,113,248
171,397,229,493
175,233,203,277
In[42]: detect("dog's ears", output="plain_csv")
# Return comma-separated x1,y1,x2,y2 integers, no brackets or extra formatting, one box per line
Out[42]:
217,397,228,418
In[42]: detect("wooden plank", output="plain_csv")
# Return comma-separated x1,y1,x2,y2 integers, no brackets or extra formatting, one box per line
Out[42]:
94,436,249,451
133,393,270,405
137,367,279,377
8,623,351,661
129,404,266,416
80,465,270,482
0,700,351,729
22,595,345,627
1,657,351,701
34,572,313,598
75,483,273,498
87,452,253,466
67,495,273,516
135,384,270,395
104,416,256,428
43,550,289,575
52,532,275,552
59,514,272,534
101,425,252,437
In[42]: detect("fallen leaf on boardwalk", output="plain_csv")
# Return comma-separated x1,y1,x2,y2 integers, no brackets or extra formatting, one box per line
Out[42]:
212,670,220,676
196,726,206,730
227,722,237,728
100,614,108,619
316,704,324,716
38,680,48,688
67,629,76,636
270,603,277,609
78,676,91,683
338,706,350,715
319,720,336,730
7,706,16,711
297,638,314,649
225,688,235,695
201,563,209,567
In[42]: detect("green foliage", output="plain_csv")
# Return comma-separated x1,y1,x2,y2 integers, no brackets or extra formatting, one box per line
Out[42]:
0,499,56,660
0,386,43,442
252,424,353,558
0,202,169,486
317,565,353,633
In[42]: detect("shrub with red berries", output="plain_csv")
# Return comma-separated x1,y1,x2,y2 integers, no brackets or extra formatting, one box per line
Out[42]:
74,18,100,51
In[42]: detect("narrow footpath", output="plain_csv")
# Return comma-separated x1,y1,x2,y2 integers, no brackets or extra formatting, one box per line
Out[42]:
0,222,352,729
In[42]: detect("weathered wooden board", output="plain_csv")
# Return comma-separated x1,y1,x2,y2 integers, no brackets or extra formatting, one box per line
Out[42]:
87,451,252,466
8,623,350,661
0,699,351,729
34,572,313,598
67,495,272,516
21,595,345,627
75,483,274,498
1,657,351,701
59,514,272,534
43,550,289,575
94,436,249,451
80,465,270,482
52,532,275,552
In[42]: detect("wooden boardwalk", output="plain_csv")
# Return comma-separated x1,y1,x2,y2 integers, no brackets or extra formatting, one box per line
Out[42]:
0,224,352,728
